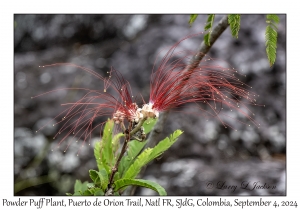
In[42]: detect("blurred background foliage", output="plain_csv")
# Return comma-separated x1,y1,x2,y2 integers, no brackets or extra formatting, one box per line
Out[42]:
14,14,286,196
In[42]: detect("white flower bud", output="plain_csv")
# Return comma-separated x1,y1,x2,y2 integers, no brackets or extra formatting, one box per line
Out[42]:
141,103,159,118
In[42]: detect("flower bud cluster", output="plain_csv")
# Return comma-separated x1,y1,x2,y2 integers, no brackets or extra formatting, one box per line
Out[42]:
141,103,159,119
112,102,159,125
128,103,144,123
112,110,126,124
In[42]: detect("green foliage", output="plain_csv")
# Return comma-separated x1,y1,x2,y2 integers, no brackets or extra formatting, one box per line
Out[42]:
118,118,157,177
71,180,91,195
74,180,89,193
94,119,115,173
97,169,109,190
68,170,108,196
228,14,241,38
94,141,102,170
89,169,100,184
114,178,167,196
94,189,105,196
204,14,215,46
189,14,198,27
188,14,280,66
122,148,152,180
112,132,123,154
143,118,157,134
89,169,109,190
101,119,114,166
68,120,181,196
67,119,183,196
119,139,147,177
265,14,279,66
123,129,183,180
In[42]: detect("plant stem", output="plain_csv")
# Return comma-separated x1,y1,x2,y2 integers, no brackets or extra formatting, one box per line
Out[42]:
108,123,132,187
106,117,147,195
130,117,147,136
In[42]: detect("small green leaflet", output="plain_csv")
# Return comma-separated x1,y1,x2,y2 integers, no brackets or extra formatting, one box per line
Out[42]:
228,14,241,39
97,169,109,190
72,180,90,195
89,169,101,185
68,179,105,196
102,120,114,167
204,14,215,46
114,178,167,196
89,169,109,191
265,14,279,67
189,14,198,27
123,129,183,180
93,120,114,174
119,140,147,177
143,118,157,134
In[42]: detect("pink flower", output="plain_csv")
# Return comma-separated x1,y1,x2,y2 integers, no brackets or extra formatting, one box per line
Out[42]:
146,35,261,129
34,64,141,153
35,34,261,152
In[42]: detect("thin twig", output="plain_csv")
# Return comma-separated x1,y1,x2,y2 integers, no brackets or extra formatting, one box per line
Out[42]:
130,118,147,136
106,117,147,195
108,123,132,187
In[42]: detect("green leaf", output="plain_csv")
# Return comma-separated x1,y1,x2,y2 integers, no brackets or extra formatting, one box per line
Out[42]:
102,119,114,166
87,183,95,188
123,130,183,180
189,14,198,27
94,141,110,173
73,191,82,196
119,140,147,177
94,120,114,174
143,118,157,134
204,14,215,30
265,14,279,66
88,169,109,191
114,178,167,196
74,180,89,195
112,132,123,157
228,14,241,38
89,170,100,184
74,180,82,192
204,14,215,46
83,189,93,195
94,189,105,196
98,168,109,190
82,186,104,196
113,171,120,182
66,193,73,196
123,148,152,180
204,33,211,47
266,14,279,24
94,141,102,170
147,129,183,161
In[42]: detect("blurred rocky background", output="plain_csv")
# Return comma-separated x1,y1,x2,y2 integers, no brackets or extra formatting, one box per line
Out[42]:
14,14,286,196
